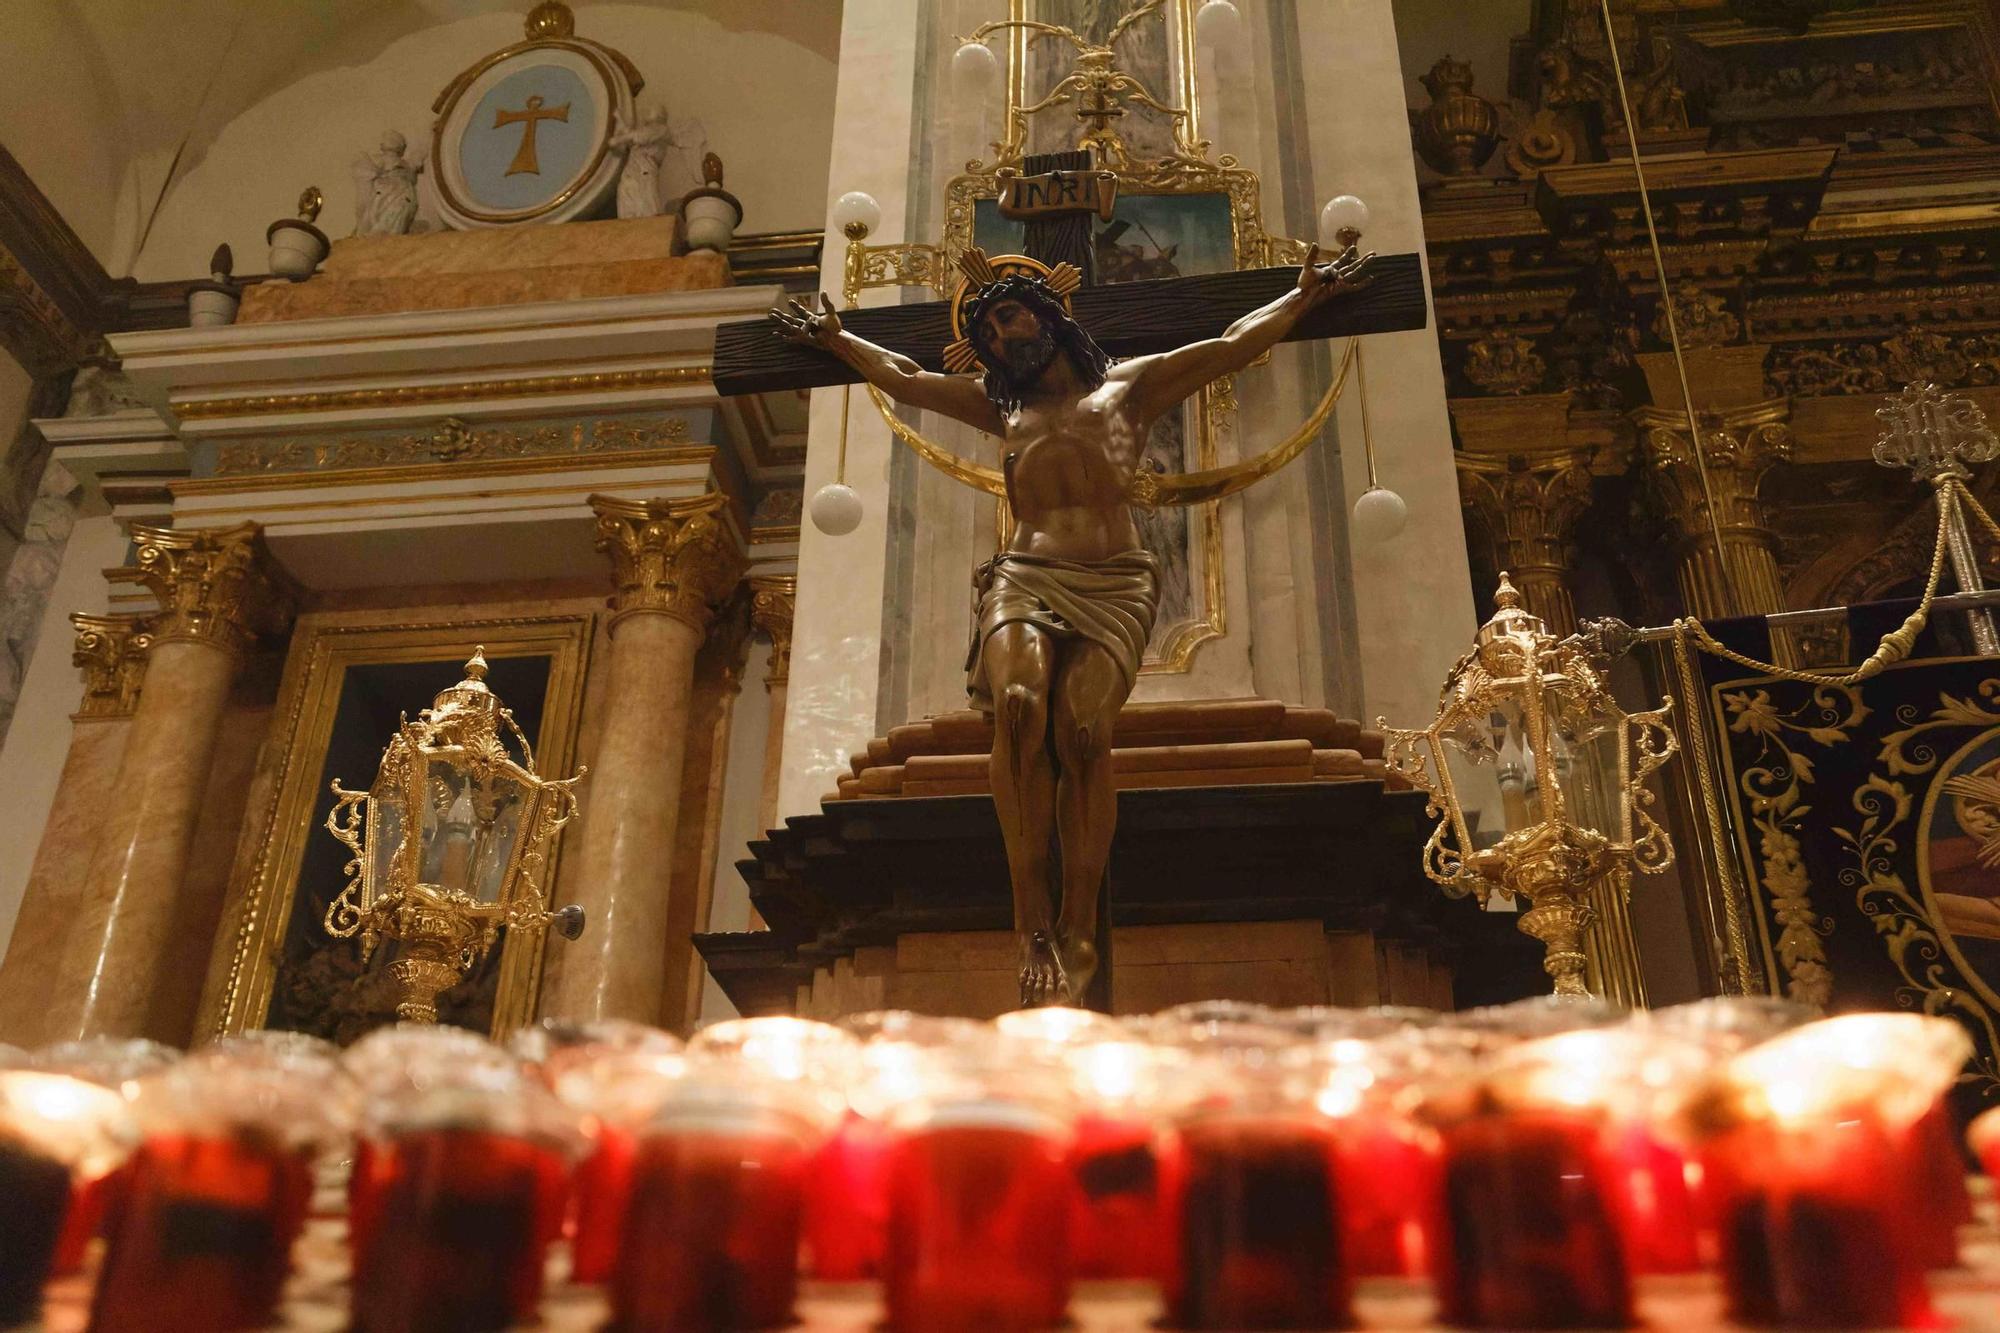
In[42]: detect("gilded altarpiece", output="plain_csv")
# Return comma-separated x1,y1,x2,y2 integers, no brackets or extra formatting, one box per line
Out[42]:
202,617,591,1042
1702,643,2000,1105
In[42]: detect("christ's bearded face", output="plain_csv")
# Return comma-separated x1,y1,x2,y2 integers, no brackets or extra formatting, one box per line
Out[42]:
978,299,1059,386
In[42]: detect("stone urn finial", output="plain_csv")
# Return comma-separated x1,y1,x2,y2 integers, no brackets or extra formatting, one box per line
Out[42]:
1413,54,1501,178
188,244,239,327
679,152,742,254
267,185,331,282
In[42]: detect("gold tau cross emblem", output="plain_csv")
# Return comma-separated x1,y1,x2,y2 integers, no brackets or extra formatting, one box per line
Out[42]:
493,93,570,176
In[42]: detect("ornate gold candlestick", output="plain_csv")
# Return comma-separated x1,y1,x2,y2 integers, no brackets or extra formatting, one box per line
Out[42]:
323,649,586,1023
1384,577,1678,996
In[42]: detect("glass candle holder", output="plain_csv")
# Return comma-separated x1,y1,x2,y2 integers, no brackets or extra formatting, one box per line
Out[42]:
612,1065,831,1332
547,1043,684,1285
1691,1012,1969,1329
350,1067,579,1333
340,1024,520,1264
28,1038,178,1279
1061,1039,1184,1282
1300,1035,1446,1281
883,1061,1077,1333
0,1072,134,1325
88,1059,337,1333
812,1018,979,1282
1421,1028,1699,1330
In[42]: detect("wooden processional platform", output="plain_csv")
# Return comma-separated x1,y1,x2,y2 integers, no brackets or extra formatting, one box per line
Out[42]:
695,698,1546,1019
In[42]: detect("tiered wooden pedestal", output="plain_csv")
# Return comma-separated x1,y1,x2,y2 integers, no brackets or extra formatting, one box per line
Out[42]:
698,698,1546,1019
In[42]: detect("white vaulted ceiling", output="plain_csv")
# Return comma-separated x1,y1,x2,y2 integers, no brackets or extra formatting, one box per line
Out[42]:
2,0,841,279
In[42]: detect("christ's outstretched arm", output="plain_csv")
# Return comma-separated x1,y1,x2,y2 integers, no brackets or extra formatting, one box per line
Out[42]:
770,294,1003,435
1113,244,1373,425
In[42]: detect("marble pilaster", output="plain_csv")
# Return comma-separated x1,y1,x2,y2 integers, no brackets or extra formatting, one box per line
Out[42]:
0,614,149,1044
543,492,742,1025
664,594,752,1030
749,575,795,834
775,0,921,819
46,523,291,1041
1294,0,1481,739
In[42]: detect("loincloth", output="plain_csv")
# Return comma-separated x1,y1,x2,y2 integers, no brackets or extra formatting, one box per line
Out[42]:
965,549,1160,712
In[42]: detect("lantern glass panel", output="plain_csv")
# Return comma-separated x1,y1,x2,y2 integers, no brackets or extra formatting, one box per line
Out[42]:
1460,697,1547,839
1546,688,1625,843
367,768,408,908
417,753,528,904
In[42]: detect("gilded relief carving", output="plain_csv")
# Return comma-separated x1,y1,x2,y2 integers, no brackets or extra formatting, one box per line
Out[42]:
1768,330,2000,399
70,612,153,719
214,415,693,477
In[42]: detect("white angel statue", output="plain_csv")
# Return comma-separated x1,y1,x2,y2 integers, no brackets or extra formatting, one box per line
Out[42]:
352,130,425,236
609,105,708,219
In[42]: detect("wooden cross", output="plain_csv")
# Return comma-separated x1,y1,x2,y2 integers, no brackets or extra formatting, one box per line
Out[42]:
713,148,1428,397
494,94,570,177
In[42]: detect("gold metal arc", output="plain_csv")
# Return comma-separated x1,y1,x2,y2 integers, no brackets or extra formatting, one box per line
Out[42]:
861,339,1358,509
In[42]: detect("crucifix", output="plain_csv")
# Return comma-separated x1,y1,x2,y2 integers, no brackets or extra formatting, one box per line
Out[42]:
723,150,1427,1009
494,93,570,176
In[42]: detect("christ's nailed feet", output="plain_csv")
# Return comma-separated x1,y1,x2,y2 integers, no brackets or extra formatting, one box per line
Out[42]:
1055,932,1098,1008
1020,930,1063,1008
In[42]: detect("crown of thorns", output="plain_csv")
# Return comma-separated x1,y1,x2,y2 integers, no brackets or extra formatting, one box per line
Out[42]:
941,247,1083,374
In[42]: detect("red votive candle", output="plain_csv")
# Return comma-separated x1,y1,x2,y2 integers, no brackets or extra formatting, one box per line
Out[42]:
806,1114,897,1279
1057,1039,1184,1282
351,1123,570,1333
89,1128,315,1332
1695,1011,1970,1330
1611,1124,1701,1274
612,1081,823,1332
1165,1112,1347,1330
1332,1113,1440,1278
1434,1107,1632,1329
0,1072,133,1326
885,1099,1076,1331
546,1041,684,1285
1418,1027,1716,1330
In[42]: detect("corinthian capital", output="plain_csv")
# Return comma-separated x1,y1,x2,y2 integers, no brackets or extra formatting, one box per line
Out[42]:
71,612,154,718
124,521,293,655
590,491,744,631
1635,399,1794,540
748,575,796,687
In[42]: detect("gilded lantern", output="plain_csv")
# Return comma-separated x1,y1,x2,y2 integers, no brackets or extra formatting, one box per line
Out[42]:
324,649,586,1023
1382,576,1677,996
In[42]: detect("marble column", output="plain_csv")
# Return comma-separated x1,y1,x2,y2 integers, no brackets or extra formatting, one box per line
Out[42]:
545,492,743,1024
749,576,795,834
0,614,150,1044
47,524,290,1042
1635,400,1795,624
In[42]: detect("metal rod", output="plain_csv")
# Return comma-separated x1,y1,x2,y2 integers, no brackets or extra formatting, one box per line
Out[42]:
1355,341,1380,489
1615,588,2000,644
1939,483,2000,654
1596,0,1743,618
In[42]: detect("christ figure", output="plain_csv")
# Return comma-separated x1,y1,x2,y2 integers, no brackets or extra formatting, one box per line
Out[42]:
771,244,1370,1005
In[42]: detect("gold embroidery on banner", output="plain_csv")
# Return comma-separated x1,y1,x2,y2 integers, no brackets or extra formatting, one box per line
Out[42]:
1719,682,1871,1007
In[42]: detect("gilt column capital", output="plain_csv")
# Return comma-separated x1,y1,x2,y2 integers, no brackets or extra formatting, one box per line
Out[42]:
70,612,155,719
748,575,796,688
121,521,293,656
590,491,745,633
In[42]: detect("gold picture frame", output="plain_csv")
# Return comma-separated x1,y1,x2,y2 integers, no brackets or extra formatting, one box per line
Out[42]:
201,614,593,1040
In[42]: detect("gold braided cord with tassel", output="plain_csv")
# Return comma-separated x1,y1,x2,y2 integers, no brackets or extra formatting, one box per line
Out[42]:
865,338,1360,509
1670,474,1963,689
